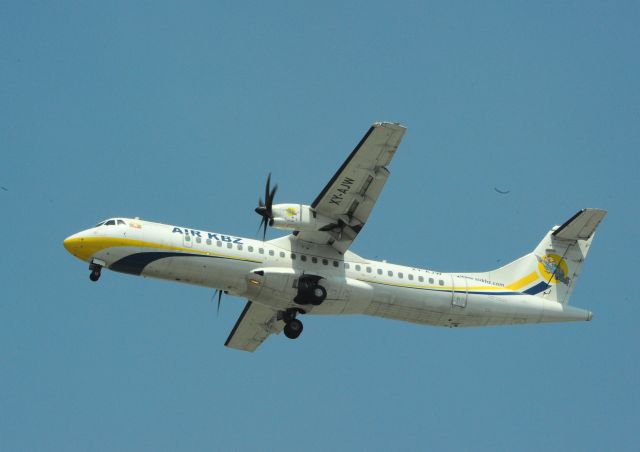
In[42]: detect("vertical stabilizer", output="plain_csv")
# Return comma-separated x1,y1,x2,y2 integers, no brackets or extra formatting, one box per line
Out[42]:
487,209,606,305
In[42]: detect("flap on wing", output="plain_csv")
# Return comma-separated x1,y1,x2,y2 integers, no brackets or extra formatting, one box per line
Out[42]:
552,208,607,241
224,301,284,352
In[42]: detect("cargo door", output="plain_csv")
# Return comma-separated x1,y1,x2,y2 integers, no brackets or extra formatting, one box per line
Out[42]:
452,275,468,308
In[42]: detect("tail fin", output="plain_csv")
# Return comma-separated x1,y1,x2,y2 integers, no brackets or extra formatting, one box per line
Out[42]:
487,209,607,304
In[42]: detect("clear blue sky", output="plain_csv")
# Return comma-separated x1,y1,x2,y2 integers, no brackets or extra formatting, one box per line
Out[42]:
1,1,638,451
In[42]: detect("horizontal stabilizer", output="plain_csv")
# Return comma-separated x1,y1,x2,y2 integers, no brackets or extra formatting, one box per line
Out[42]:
552,208,607,241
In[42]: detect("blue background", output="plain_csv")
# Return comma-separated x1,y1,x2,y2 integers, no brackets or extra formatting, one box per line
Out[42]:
1,2,638,451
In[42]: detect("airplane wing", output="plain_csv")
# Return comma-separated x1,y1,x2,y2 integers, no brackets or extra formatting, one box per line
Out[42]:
296,122,406,253
224,301,284,352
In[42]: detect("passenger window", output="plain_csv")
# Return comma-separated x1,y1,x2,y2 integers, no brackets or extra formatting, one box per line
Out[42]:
279,252,285,258
206,239,212,245
259,248,264,254
196,237,202,243
185,235,191,241
322,259,328,266
301,255,307,262
366,267,372,273
248,246,254,252
237,244,243,250
398,272,404,279
439,280,444,286
355,264,361,271
117,219,126,225
333,261,339,267
344,263,350,269
388,270,393,277
312,257,318,264
227,242,232,249
408,274,414,281
377,269,383,275
105,220,116,226
429,278,434,284
291,253,296,260
269,250,274,256
217,241,222,247
418,276,424,282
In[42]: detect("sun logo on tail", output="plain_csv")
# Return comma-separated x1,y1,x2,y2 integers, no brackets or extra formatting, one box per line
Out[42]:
536,254,571,285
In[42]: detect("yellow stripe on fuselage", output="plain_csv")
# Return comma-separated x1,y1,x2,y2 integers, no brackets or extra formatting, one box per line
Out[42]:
63,236,263,264
357,278,507,293
506,272,539,291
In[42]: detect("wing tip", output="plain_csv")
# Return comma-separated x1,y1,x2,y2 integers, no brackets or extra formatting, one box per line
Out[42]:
373,121,406,130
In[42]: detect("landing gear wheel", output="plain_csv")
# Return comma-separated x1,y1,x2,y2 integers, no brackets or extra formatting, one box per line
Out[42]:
310,285,327,305
89,270,101,282
284,318,303,339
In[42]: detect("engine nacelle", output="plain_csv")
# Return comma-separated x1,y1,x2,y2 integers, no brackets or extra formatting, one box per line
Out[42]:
270,204,335,232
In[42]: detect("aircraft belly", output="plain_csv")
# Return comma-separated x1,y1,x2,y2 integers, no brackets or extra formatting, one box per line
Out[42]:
243,272,370,315
138,254,253,291
364,285,548,327
366,284,453,325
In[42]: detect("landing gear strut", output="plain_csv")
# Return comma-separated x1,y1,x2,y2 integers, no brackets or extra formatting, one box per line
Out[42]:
281,308,304,340
89,261,102,282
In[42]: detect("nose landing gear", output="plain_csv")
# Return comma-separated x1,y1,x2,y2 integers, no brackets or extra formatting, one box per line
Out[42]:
88,259,105,282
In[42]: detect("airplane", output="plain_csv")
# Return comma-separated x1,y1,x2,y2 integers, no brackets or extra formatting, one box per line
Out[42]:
63,122,607,352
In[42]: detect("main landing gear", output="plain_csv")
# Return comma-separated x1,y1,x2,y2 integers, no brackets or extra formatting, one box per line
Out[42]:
294,275,327,306
281,308,304,340
281,275,328,340
89,260,103,282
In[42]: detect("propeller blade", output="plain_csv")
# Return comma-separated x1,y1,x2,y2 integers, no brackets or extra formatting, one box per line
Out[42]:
265,173,271,209
214,289,223,316
268,185,278,213
257,216,266,236
263,217,269,241
255,173,278,240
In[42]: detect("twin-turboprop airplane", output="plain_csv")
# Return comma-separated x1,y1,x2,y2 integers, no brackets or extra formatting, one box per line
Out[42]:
64,122,607,352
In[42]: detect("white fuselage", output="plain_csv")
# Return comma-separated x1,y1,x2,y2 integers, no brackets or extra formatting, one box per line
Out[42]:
63,218,592,327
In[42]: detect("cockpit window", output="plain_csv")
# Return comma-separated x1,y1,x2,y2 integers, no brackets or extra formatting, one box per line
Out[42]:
95,221,106,227
117,219,126,225
105,220,116,226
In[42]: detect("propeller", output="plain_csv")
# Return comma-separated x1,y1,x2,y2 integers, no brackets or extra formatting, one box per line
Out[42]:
255,173,278,240
213,289,223,316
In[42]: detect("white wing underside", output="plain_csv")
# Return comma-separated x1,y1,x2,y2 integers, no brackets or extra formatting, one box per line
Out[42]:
295,122,406,253
224,301,284,352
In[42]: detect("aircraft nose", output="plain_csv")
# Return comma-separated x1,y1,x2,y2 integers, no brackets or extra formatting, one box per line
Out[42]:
64,233,80,253
63,232,89,260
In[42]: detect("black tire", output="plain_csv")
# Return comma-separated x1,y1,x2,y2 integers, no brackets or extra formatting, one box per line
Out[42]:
310,285,327,305
89,270,100,282
284,319,303,339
